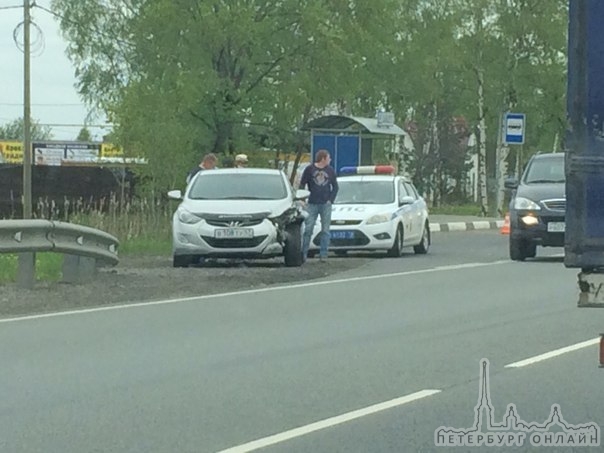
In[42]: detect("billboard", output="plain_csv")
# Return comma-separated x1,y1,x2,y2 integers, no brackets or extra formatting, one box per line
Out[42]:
0,141,141,166
0,142,24,164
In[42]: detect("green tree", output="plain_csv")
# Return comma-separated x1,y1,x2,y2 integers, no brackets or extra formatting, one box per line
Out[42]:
76,126,92,141
0,117,53,141
52,0,400,187
383,0,567,212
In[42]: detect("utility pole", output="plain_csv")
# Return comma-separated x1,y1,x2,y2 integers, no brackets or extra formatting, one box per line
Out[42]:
18,0,35,289
23,0,32,219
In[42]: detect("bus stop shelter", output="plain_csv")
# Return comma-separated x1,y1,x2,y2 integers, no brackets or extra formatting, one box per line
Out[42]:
303,114,412,173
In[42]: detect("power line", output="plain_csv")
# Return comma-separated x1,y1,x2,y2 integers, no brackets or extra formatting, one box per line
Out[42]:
0,4,22,10
0,103,88,106
37,123,112,127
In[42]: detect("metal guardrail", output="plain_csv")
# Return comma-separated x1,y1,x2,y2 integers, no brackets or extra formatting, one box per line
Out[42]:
0,220,119,287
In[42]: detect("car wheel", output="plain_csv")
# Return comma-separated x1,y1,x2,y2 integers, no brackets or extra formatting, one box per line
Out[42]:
173,254,192,268
284,223,303,267
509,236,532,261
414,223,430,254
387,225,404,257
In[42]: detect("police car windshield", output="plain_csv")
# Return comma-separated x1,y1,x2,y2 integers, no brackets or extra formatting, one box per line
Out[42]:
335,181,395,204
189,173,288,200
524,156,565,184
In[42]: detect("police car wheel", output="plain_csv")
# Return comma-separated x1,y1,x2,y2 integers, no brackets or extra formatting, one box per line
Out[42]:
387,225,404,257
414,224,430,254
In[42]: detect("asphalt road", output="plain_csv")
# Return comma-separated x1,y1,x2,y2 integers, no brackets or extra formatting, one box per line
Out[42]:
1,231,602,453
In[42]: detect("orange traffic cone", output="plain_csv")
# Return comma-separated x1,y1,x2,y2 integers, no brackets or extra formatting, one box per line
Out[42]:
500,213,510,235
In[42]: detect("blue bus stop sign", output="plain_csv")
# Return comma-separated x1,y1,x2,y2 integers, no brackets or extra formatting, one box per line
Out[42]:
504,113,525,145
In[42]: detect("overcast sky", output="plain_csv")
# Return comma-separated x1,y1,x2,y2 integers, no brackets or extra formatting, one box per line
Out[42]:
0,0,109,141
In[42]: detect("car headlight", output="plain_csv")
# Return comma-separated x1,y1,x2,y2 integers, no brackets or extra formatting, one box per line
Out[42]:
366,213,392,225
177,208,202,225
513,197,541,211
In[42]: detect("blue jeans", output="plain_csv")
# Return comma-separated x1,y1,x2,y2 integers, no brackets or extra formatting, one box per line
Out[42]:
302,203,332,259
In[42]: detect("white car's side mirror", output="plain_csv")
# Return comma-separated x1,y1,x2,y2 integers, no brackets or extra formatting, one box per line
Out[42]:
295,189,310,200
168,190,183,200
400,196,415,206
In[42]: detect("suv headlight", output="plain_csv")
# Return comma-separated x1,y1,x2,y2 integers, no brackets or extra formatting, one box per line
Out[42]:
177,208,202,224
366,213,392,225
513,197,541,211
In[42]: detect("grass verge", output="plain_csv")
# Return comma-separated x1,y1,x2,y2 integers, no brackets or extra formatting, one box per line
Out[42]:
429,203,484,216
1,195,173,284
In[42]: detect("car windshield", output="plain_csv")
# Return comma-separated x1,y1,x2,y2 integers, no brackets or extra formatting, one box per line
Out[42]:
335,181,395,204
188,173,288,200
524,156,565,184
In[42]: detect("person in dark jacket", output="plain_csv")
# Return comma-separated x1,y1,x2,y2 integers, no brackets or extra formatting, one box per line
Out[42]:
300,149,338,262
186,153,217,184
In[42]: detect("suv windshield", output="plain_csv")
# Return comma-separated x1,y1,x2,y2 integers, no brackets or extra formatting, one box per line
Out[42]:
189,173,288,200
524,156,565,184
335,181,395,204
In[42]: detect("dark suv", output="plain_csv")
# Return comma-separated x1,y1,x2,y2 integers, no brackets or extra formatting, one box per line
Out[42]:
504,153,565,261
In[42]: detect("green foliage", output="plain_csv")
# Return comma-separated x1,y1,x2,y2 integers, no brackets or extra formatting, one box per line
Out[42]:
76,127,92,141
52,0,400,188
0,253,62,284
0,117,53,141
51,0,569,206
429,203,483,216
0,197,172,284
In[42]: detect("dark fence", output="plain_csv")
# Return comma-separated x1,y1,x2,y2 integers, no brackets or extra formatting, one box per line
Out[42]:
0,164,137,219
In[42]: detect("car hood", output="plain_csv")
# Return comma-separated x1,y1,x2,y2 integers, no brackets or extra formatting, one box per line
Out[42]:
517,182,565,202
331,204,392,220
180,198,292,218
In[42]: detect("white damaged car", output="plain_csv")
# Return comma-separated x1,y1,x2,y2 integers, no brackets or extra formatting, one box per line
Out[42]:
308,166,430,257
169,168,309,267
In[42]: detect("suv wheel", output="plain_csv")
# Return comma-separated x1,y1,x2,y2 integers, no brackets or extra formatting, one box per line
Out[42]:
509,237,534,261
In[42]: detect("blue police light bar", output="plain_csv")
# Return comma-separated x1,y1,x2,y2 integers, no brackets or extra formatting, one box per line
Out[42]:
339,165,395,175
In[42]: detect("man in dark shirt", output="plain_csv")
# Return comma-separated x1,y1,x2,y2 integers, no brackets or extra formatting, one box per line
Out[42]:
186,153,217,184
300,149,339,262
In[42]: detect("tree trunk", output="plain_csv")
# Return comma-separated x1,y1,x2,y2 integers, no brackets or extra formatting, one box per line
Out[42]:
476,68,489,216
495,110,511,217
289,106,313,186
430,102,441,206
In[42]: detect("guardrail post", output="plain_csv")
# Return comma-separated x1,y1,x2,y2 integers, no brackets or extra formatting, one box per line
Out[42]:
17,252,36,289
62,254,97,284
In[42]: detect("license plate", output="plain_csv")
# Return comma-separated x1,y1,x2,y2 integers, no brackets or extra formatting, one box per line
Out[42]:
547,222,565,233
214,228,254,239
330,230,355,240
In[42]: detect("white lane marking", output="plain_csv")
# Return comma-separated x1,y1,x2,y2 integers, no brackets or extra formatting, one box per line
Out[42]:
215,389,441,453
0,260,509,324
505,338,600,368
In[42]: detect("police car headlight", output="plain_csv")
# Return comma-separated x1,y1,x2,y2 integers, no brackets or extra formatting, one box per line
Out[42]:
513,197,541,211
177,208,202,225
366,214,391,225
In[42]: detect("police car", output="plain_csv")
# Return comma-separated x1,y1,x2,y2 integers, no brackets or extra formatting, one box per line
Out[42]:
308,166,430,257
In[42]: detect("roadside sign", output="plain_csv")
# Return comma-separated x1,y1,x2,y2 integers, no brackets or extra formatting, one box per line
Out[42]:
504,113,525,145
